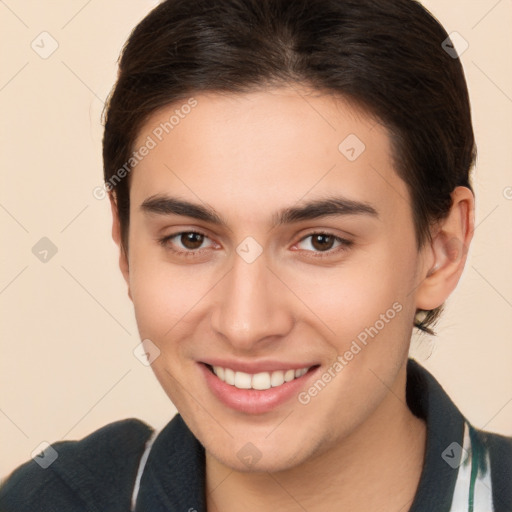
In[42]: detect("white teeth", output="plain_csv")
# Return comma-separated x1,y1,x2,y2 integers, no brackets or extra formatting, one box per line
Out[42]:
252,372,271,390
270,370,285,387
224,367,235,385
234,371,252,389
211,365,311,390
284,369,295,382
214,366,225,381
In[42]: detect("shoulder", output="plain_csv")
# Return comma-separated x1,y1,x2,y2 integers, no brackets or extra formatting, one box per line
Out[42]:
471,426,512,511
0,418,154,512
405,359,512,510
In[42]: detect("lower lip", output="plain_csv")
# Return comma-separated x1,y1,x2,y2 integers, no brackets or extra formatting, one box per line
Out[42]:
199,363,319,414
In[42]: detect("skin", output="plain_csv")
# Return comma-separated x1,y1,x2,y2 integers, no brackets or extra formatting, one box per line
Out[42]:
110,86,474,511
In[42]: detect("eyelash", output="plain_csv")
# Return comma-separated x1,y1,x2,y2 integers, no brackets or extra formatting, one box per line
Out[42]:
158,230,353,259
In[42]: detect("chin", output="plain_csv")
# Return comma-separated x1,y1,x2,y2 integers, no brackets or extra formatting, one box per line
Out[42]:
203,424,327,474
211,444,309,474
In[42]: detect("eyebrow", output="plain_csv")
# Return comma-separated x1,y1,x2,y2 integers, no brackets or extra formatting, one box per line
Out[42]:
140,194,378,227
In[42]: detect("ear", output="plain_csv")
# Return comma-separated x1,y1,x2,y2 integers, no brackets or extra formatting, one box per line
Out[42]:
109,193,132,300
415,186,475,311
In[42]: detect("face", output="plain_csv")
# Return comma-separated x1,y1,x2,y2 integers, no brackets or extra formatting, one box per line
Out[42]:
121,87,429,472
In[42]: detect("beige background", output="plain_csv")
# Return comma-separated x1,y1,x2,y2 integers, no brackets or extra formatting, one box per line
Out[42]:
1,0,511,478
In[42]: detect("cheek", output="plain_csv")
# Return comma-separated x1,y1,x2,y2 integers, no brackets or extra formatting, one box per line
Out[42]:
288,243,418,379
292,250,413,332
127,249,210,401
127,241,208,343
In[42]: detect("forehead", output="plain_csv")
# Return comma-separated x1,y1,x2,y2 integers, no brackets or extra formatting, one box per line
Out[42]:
130,87,411,223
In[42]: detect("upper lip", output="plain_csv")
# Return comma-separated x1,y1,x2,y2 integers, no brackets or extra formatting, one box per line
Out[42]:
200,358,319,374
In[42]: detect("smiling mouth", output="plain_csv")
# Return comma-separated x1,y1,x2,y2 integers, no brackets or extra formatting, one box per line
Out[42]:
204,363,319,390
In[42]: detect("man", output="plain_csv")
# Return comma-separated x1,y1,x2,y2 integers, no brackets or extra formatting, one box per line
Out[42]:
1,0,511,510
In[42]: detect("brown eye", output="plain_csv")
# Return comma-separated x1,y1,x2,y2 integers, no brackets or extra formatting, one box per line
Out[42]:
180,232,205,249
310,234,335,251
159,231,214,254
295,232,352,257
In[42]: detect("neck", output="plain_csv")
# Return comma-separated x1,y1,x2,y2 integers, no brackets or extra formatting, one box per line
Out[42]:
205,363,427,512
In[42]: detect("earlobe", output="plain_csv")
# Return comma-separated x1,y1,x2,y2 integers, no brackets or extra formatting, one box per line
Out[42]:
109,193,131,295
415,186,475,311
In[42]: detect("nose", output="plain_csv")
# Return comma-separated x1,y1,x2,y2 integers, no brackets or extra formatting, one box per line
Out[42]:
210,250,294,352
